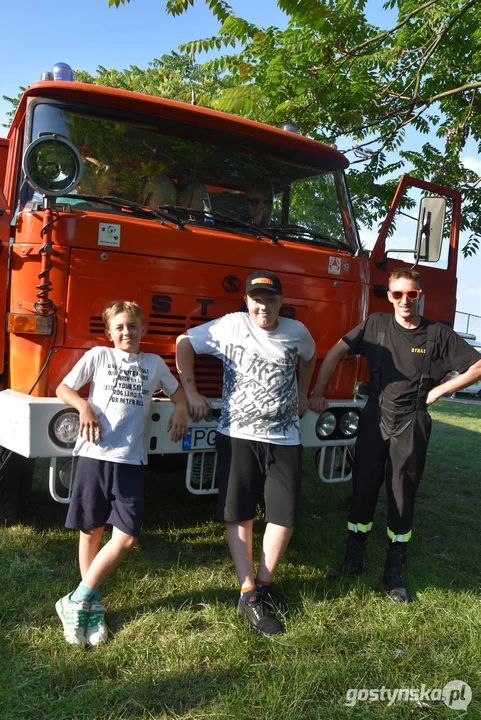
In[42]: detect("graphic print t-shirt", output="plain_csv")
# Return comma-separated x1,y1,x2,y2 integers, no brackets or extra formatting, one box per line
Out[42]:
343,313,480,403
63,346,179,464
188,313,316,444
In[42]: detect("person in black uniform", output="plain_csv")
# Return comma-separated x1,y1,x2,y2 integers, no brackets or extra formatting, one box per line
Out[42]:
309,268,481,602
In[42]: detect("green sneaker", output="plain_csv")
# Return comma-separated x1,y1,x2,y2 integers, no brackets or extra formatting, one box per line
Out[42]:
86,601,108,646
55,593,89,646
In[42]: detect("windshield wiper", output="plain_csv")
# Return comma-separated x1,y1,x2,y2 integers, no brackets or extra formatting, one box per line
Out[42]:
159,205,278,243
272,224,352,252
62,194,185,228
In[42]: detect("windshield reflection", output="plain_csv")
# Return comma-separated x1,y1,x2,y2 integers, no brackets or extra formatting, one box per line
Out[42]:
26,102,360,252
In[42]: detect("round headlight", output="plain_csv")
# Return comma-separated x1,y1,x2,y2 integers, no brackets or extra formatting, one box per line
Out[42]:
315,410,337,438
339,410,360,437
23,135,84,196
48,409,80,448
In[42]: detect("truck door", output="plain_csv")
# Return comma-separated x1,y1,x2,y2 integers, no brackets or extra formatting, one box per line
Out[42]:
0,185,10,376
0,138,8,188
368,175,461,325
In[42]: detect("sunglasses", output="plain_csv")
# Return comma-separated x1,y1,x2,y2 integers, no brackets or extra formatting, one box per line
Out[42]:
389,289,422,300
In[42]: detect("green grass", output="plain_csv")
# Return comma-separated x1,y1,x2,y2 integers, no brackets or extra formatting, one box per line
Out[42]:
1,400,480,719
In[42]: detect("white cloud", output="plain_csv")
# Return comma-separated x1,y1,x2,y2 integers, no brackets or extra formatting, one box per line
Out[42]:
359,229,378,251
359,228,413,254
461,156,481,173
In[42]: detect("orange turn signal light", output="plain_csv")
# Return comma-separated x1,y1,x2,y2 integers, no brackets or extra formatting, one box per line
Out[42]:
7,313,53,335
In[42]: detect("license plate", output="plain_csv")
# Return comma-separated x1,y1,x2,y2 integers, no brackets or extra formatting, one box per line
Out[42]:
182,427,217,451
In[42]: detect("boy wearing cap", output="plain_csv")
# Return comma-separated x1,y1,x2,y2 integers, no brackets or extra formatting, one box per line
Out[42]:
176,270,316,636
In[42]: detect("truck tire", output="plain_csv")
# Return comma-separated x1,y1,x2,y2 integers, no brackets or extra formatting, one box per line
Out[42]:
0,450,35,524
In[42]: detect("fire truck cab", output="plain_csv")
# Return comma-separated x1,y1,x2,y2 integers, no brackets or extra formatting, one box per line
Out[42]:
0,66,461,522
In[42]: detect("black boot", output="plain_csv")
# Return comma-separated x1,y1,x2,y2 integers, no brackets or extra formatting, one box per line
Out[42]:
383,543,408,603
329,533,368,579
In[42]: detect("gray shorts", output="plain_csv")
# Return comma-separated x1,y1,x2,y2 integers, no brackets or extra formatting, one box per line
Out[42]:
65,456,144,537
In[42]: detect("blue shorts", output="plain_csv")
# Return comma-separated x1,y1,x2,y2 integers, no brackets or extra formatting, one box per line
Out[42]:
65,457,144,537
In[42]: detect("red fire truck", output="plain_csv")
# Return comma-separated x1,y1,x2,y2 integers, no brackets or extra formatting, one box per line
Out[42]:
0,64,461,522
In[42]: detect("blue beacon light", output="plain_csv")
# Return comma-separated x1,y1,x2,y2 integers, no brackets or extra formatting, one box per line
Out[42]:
52,63,74,81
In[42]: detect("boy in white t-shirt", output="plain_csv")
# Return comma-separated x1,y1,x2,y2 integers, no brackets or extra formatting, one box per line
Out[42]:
176,270,316,636
55,300,187,647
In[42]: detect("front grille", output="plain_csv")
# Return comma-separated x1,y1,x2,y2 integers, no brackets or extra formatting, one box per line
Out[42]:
148,313,188,335
88,316,104,334
161,353,223,396
147,314,221,334
88,313,223,336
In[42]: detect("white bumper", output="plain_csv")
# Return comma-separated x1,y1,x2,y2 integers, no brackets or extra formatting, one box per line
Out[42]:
0,390,221,458
0,389,364,458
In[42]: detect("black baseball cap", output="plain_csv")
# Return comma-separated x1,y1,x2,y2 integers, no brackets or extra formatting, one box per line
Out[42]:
245,269,283,295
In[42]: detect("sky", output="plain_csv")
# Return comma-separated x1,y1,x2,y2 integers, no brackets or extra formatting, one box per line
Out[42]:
1,0,480,330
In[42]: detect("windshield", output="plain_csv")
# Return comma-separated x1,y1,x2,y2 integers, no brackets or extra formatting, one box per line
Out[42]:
26,101,360,252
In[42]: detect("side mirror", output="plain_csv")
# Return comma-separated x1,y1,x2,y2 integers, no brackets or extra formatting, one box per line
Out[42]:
415,196,445,263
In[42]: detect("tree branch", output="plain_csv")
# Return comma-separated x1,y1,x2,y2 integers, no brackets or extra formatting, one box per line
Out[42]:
411,0,480,105
338,0,440,62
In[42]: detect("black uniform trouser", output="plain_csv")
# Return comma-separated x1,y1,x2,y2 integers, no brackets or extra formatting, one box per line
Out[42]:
348,397,432,541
